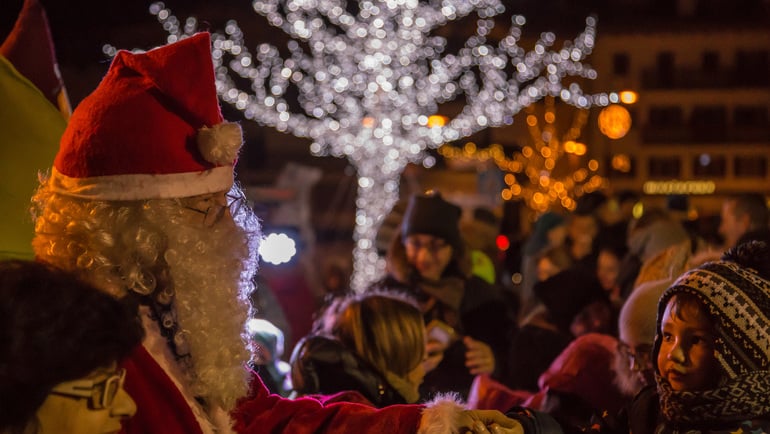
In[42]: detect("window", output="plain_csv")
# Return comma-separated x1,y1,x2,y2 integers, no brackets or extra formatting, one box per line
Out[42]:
690,105,727,127
692,154,726,178
734,156,767,178
648,156,681,177
657,52,675,87
613,53,630,76
691,105,727,141
648,106,683,127
702,51,719,72
736,50,769,86
733,105,768,127
606,154,636,178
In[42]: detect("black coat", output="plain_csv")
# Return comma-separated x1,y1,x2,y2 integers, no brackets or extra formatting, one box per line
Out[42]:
289,334,409,407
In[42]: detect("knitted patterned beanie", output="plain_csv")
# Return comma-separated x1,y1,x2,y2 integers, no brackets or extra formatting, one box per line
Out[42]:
654,244,770,380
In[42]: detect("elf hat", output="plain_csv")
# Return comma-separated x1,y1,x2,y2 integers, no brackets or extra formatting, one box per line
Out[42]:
49,32,242,201
0,0,70,115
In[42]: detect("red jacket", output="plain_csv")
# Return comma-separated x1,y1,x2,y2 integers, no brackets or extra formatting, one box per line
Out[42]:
120,346,430,434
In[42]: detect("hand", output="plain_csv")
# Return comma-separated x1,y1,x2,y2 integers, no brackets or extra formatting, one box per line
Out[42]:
464,336,495,375
457,410,523,434
423,340,446,373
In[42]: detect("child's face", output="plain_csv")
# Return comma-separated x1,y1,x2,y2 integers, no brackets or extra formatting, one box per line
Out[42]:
657,295,721,392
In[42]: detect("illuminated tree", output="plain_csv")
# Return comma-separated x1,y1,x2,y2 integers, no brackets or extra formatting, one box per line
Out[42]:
151,0,607,291
439,95,608,214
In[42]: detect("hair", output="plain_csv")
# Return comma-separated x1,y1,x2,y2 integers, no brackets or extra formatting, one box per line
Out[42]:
728,194,769,231
538,245,574,272
332,290,425,378
0,260,144,434
598,242,628,262
664,292,714,332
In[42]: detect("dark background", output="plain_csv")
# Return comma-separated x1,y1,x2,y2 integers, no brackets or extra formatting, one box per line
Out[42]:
3,0,767,108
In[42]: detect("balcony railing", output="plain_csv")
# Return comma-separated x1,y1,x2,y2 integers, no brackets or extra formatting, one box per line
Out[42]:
642,125,770,143
641,67,770,89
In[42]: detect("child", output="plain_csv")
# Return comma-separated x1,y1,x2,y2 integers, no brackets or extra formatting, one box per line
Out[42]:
627,240,770,433
508,240,770,434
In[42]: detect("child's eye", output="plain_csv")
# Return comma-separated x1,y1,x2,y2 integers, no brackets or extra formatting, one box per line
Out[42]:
691,335,712,347
661,332,672,342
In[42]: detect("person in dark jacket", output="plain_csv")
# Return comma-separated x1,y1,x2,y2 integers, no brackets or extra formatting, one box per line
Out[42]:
373,191,516,401
504,268,610,392
289,290,426,407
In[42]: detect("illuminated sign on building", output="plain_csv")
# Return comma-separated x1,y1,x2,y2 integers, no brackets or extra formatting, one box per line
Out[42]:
642,180,716,195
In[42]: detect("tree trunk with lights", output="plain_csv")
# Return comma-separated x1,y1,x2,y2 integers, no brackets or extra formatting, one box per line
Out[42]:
152,0,607,291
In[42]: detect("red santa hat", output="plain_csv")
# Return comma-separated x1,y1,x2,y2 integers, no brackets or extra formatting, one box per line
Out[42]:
49,32,242,200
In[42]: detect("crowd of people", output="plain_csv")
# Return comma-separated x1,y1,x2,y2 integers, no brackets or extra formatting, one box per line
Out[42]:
3,2,770,433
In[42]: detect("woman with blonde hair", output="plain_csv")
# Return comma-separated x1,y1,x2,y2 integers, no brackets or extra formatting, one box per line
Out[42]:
290,290,427,406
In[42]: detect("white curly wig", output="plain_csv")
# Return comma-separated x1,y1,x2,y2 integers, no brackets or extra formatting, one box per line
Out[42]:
31,174,261,411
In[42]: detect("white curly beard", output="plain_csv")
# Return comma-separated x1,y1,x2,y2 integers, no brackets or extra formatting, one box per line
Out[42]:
155,192,261,411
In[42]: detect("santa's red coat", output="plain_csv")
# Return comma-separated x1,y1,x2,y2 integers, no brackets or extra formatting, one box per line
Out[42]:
119,346,426,434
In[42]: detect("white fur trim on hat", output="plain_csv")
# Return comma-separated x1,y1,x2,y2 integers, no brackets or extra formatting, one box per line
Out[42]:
198,122,242,165
48,166,234,200
417,393,465,434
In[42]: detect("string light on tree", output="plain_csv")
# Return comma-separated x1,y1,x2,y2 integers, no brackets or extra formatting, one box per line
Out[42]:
440,95,607,213
151,1,608,291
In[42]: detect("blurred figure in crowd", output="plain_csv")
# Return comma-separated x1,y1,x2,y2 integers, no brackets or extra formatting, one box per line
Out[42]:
246,318,292,397
520,211,568,320
719,193,770,249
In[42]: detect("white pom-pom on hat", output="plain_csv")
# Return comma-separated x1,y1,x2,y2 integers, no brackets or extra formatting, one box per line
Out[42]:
198,122,243,165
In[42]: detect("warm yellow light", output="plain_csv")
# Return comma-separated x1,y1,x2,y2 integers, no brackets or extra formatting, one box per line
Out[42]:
522,146,533,158
362,116,375,128
464,142,476,154
619,90,638,104
598,104,632,139
544,158,555,170
533,192,544,204
564,140,576,153
544,112,556,123
574,142,587,156
611,154,631,172
504,173,515,185
541,147,552,158
642,180,716,195
588,159,599,171
526,115,537,127
511,184,522,195
502,189,512,200
427,115,447,127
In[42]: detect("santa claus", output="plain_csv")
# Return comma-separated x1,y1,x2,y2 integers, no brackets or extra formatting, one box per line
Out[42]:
30,32,520,434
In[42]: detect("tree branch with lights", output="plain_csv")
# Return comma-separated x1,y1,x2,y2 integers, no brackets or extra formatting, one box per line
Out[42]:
151,0,609,291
